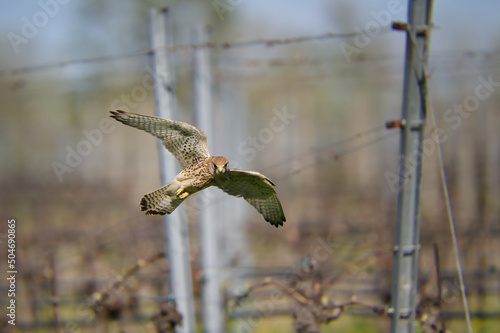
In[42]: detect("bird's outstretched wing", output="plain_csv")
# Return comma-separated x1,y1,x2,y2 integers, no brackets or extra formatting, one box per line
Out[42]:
110,110,210,169
215,169,286,227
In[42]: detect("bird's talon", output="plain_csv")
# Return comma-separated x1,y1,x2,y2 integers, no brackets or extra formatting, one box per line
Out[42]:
176,189,189,199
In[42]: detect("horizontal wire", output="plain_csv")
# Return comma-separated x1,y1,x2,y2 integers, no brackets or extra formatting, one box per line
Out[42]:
2,40,498,79
10,262,499,289
263,124,387,173
219,30,365,48
277,131,398,181
0,30,367,77
1,48,153,77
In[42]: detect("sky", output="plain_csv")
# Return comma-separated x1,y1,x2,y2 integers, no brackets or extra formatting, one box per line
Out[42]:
1,0,500,72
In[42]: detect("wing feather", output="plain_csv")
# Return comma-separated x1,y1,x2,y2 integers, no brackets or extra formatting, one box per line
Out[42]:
215,169,286,227
110,110,210,169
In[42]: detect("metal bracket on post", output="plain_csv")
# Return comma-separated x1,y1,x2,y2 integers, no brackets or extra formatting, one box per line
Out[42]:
393,244,422,256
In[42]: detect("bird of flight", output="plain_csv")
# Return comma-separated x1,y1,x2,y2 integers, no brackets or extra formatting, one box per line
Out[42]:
110,110,286,227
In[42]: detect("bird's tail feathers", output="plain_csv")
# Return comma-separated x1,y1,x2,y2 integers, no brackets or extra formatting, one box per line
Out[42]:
140,183,185,215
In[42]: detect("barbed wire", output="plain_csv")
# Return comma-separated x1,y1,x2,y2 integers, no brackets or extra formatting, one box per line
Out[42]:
7,261,500,290
1,48,153,77
2,24,499,78
3,49,498,84
1,30,364,77
220,47,500,67
280,131,398,180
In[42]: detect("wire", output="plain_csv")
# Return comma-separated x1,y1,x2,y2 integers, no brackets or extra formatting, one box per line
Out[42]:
426,69,474,333
269,129,397,181
0,30,365,78
262,124,386,172
219,30,367,48
5,22,498,80
1,48,152,77
3,41,499,80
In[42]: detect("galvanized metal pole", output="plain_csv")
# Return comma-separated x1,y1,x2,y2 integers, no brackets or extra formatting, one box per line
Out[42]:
191,26,224,333
390,1,433,332
149,8,196,333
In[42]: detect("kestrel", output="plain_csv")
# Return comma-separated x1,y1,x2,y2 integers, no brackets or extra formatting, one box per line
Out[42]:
110,110,286,227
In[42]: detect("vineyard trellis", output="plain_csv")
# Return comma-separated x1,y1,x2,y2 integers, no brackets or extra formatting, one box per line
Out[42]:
2,1,499,333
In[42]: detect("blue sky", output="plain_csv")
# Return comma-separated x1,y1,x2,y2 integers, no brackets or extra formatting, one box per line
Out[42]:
1,0,500,71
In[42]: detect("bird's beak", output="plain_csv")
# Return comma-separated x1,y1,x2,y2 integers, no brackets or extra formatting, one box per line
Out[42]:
217,167,225,174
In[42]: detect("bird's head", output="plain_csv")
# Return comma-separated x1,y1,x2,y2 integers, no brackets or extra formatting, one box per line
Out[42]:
212,156,229,175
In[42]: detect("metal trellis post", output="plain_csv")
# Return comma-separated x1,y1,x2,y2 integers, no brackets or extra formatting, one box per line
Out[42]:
149,8,196,333
191,26,224,333
390,1,434,332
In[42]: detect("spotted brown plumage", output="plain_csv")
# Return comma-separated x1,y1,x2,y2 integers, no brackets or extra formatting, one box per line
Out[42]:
110,110,286,227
